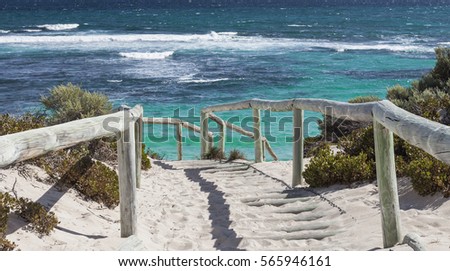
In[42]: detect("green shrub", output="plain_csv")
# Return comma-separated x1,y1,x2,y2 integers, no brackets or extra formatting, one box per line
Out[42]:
0,238,16,251
60,156,119,208
203,146,225,160
35,146,88,180
347,95,381,103
15,197,59,235
0,193,12,236
338,126,375,161
387,86,450,123
227,149,246,161
387,48,450,124
1,191,58,250
36,147,119,208
141,144,151,170
0,192,15,251
303,145,375,187
400,144,450,197
0,113,45,136
41,83,112,124
417,47,450,93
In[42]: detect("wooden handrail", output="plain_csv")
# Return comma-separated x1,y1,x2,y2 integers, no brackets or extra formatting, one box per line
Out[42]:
203,98,375,122
373,100,450,164
0,105,142,167
0,105,143,239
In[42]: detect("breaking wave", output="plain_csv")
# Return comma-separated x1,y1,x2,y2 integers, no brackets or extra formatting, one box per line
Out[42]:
119,51,174,60
0,31,436,54
37,23,79,31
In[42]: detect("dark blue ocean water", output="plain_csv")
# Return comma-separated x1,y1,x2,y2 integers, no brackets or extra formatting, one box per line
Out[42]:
0,6,448,159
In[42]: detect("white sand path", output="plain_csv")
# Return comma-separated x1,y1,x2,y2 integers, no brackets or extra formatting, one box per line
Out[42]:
1,160,449,250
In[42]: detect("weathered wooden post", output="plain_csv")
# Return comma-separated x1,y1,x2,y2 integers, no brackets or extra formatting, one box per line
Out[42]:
218,119,226,155
134,112,143,189
373,119,402,248
200,111,210,158
117,107,137,238
292,109,304,187
176,123,183,160
253,108,263,163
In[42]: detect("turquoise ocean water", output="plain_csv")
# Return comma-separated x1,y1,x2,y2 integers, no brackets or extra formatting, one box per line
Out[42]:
0,6,448,160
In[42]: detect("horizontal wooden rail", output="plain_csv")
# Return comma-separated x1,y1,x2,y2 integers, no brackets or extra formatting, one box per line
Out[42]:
203,98,375,122
0,105,142,167
0,105,143,239
373,100,450,165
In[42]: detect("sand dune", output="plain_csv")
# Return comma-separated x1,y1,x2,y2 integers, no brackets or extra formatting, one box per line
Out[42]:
1,159,449,251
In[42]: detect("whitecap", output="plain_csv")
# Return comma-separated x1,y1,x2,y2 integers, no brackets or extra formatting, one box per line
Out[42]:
0,30,10,34
178,77,230,84
23,29,42,33
107,80,123,83
288,24,306,27
217,32,238,36
37,23,79,31
119,51,174,60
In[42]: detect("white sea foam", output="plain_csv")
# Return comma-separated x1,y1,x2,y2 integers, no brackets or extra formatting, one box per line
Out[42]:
119,51,174,60
288,24,312,27
322,42,433,53
0,32,436,54
23,29,42,33
107,79,123,83
178,77,230,84
37,23,79,31
217,32,238,35
0,30,10,34
0,32,236,44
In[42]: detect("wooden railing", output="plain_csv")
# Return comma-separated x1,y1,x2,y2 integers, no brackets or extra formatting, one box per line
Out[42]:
200,98,450,248
143,116,278,161
0,105,143,238
2,98,446,249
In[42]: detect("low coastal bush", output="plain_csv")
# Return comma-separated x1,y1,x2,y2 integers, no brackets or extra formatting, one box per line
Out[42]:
0,113,45,136
401,144,450,197
203,146,225,160
61,156,120,208
0,193,13,237
304,136,326,158
15,197,59,235
303,145,375,187
41,83,112,124
387,48,450,124
338,126,375,160
0,193,15,250
1,192,59,250
141,145,152,170
318,122,450,196
37,150,120,208
227,149,246,161
0,237,16,251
